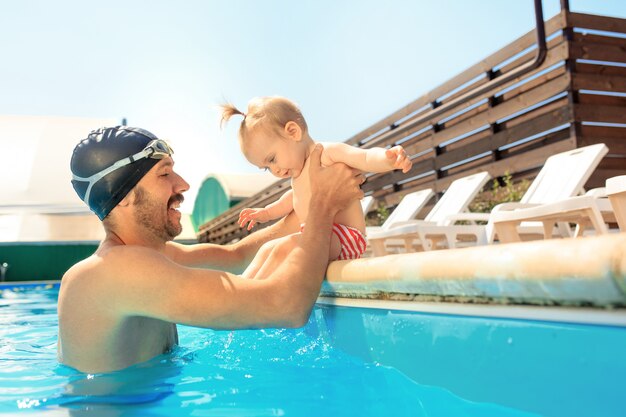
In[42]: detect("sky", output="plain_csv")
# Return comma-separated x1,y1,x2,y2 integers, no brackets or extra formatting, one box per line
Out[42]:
1,0,625,212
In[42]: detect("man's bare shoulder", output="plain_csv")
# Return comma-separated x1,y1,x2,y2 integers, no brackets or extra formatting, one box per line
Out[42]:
61,244,169,290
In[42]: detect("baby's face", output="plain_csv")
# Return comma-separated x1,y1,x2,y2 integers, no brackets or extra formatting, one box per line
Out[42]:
242,130,307,179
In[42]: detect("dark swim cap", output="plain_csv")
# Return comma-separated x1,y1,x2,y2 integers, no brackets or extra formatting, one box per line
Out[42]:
70,126,168,220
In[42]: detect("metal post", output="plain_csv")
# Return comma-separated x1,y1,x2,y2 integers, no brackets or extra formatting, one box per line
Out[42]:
0,263,8,282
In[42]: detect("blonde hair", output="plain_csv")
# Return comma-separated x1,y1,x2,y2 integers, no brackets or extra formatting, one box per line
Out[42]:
220,96,308,141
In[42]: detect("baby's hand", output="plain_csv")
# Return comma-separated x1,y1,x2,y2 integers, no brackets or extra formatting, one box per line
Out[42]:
386,145,412,173
239,208,270,230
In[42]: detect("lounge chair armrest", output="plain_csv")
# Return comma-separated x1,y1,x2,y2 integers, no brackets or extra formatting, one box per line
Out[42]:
367,221,437,239
490,202,540,213
388,220,435,229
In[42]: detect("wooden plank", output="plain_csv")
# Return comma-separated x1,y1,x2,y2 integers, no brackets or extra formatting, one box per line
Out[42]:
498,62,567,102
577,94,626,107
446,154,493,178
350,104,433,147
498,129,572,160
403,133,438,161
575,103,626,124
578,136,626,155
579,124,626,137
499,97,570,131
572,32,626,47
574,62,626,77
431,73,571,147
487,137,575,178
572,72,626,93
435,105,572,168
441,128,492,154
579,124,626,140
598,157,626,170
362,122,434,151
437,101,491,131
568,12,626,34
570,41,626,64
588,159,626,189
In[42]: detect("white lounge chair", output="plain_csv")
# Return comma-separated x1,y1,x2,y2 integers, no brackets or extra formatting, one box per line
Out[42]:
365,188,435,236
607,175,626,231
489,143,610,243
360,195,375,215
368,171,491,255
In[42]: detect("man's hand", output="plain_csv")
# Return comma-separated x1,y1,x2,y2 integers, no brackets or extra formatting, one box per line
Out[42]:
385,145,412,173
239,208,271,230
308,144,364,215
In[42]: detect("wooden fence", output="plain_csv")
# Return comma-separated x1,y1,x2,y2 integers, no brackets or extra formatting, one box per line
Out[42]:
199,10,626,245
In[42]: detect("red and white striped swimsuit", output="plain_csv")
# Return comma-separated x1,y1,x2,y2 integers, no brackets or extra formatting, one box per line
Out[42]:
301,223,367,260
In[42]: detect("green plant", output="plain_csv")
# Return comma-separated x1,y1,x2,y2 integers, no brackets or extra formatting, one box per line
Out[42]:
365,201,390,226
470,171,530,213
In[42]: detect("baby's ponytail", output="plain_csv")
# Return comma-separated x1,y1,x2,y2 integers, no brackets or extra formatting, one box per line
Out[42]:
219,103,246,129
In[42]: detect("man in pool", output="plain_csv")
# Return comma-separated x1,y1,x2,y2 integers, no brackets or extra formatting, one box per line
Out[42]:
58,126,364,373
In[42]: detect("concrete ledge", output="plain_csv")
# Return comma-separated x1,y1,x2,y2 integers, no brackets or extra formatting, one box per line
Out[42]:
324,233,626,307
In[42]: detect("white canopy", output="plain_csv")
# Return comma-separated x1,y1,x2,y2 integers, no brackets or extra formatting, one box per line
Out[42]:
0,114,118,212
1,116,209,242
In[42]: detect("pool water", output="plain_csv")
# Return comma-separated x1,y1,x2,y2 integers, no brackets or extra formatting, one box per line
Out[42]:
2,285,625,416
0,285,540,416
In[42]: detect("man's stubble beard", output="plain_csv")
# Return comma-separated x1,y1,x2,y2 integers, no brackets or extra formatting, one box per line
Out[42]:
132,186,182,242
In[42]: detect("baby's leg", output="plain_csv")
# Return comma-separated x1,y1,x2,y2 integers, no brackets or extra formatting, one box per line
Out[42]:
329,232,342,261
243,233,299,280
242,238,279,279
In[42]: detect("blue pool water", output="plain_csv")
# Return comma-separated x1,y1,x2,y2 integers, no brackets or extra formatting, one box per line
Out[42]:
0,284,624,416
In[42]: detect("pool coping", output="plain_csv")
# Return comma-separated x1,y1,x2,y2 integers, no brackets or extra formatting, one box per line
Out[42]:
324,232,626,308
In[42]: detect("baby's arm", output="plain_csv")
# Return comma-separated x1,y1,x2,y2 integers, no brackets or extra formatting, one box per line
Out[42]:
239,189,294,230
321,142,412,173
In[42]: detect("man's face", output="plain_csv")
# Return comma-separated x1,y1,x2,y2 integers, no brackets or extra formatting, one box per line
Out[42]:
132,158,188,241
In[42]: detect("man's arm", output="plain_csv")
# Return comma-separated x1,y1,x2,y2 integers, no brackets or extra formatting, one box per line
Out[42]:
113,145,364,329
321,142,412,173
165,210,300,274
